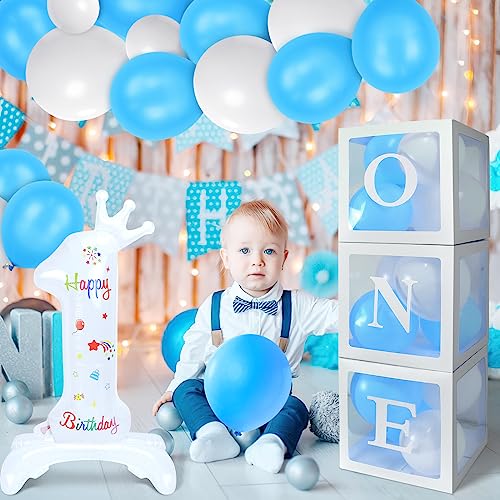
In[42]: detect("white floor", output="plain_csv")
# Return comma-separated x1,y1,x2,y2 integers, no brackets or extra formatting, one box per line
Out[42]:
1,335,500,500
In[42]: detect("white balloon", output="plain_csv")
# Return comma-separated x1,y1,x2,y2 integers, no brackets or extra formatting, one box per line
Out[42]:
48,0,100,35
459,171,487,230
457,363,483,416
409,182,441,231
268,0,366,50
395,256,471,322
398,132,440,185
400,410,441,477
27,27,127,121
194,36,285,134
0,197,9,266
395,257,442,321
126,15,184,59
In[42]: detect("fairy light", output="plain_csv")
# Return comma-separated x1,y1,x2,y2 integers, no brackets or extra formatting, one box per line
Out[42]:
230,132,238,140
48,121,57,131
305,141,314,153
292,259,303,274
3,297,8,303
148,324,157,333
311,203,321,212
0,282,3,289
441,90,449,97
121,339,130,347
191,269,199,277
466,99,476,110
178,229,187,244
34,290,41,297
472,8,479,15
463,29,470,36
179,299,187,307
183,169,191,177
464,70,474,81
243,169,252,177
458,59,465,66
86,127,97,138
472,39,480,46
99,153,109,161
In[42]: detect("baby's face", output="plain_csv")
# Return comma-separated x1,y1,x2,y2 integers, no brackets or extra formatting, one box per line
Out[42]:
220,216,288,297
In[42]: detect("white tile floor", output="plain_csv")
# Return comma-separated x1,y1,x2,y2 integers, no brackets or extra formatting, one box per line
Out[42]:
1,337,499,499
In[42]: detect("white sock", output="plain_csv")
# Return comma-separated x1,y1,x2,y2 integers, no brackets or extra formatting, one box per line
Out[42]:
189,421,240,463
245,434,287,474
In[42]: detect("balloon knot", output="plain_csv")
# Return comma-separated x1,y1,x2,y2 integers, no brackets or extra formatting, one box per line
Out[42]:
2,263,15,271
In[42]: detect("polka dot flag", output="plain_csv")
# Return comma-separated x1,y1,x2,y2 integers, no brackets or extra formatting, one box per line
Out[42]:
20,123,84,183
186,181,241,260
0,97,24,149
175,115,234,153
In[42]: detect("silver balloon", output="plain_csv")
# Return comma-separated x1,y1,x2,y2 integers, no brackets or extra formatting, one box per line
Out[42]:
5,395,33,424
2,380,30,402
149,428,175,455
156,403,183,431
285,456,320,491
231,429,261,452
26,27,127,121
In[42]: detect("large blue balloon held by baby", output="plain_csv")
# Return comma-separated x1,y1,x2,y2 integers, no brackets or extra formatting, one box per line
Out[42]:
204,335,292,432
161,309,198,372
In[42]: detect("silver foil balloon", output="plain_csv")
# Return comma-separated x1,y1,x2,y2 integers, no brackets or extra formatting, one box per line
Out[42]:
149,428,175,455
285,456,320,491
156,403,183,431
5,395,33,424
2,380,30,401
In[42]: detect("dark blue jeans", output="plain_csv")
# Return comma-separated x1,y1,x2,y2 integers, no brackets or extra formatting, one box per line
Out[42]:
172,378,309,457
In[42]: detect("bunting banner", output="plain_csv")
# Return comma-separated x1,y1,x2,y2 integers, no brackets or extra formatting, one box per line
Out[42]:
20,124,84,183
175,115,234,153
297,146,339,236
0,97,24,149
69,155,136,227
101,111,126,137
127,172,187,256
240,119,300,152
242,171,310,246
186,181,241,260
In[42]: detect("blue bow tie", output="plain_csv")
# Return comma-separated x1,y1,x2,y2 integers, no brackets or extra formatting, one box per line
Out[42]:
233,296,278,316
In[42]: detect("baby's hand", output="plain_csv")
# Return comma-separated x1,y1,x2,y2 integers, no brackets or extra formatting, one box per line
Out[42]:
152,391,173,416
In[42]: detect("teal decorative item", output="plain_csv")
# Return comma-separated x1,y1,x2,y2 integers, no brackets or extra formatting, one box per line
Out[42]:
0,98,24,149
186,180,241,260
489,328,500,379
490,151,500,192
300,251,338,298
304,333,338,370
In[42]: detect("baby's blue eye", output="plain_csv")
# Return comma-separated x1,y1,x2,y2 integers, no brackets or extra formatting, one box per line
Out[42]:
264,249,275,255
239,248,250,255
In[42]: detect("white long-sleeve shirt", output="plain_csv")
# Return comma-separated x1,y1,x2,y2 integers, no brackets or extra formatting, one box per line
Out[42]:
166,281,339,393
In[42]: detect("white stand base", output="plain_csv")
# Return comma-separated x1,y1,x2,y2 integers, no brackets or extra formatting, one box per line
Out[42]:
0,422,176,495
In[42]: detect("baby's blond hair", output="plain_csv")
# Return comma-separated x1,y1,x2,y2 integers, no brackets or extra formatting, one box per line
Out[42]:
221,200,288,246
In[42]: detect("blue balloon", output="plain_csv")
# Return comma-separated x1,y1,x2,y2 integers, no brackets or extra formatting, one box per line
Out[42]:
0,0,55,80
459,299,483,352
419,317,441,353
300,251,338,298
349,183,412,231
351,373,428,443
97,0,194,39
110,52,202,140
205,335,292,432
2,181,84,268
268,33,361,124
0,150,50,201
350,291,420,353
364,134,405,187
352,0,440,93
180,0,270,63
161,308,198,372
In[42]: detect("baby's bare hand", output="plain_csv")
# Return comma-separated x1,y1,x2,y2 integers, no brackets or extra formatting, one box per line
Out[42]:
152,391,173,416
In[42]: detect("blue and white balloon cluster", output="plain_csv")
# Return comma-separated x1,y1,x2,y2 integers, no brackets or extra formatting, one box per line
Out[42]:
0,0,439,140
